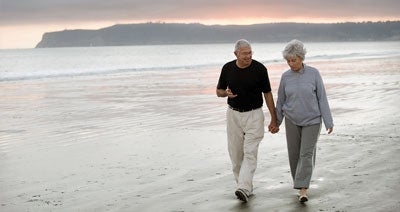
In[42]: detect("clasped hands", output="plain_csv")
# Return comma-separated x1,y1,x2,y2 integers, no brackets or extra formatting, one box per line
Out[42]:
268,122,279,134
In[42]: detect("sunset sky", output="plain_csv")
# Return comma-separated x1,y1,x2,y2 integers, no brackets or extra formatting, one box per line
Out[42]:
1,0,399,49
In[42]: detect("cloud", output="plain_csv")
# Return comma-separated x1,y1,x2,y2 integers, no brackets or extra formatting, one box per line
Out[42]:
1,0,399,26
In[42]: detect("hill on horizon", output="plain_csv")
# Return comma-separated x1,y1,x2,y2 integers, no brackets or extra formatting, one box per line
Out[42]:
36,21,400,48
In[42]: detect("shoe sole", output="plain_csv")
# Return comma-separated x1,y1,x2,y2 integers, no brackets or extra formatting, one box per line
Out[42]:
299,196,308,203
235,190,248,203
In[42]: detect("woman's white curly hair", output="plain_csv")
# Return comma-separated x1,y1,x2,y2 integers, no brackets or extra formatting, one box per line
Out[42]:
282,39,307,61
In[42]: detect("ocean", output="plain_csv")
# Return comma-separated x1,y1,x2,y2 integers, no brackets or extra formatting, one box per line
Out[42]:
1,41,399,81
0,41,399,152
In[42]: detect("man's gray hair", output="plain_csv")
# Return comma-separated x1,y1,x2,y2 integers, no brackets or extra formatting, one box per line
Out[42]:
282,39,307,60
234,39,251,52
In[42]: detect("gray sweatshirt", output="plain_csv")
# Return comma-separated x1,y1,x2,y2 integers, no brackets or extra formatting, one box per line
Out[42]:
276,64,334,130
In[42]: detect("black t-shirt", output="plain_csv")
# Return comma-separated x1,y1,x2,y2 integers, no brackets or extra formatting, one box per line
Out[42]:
217,59,271,110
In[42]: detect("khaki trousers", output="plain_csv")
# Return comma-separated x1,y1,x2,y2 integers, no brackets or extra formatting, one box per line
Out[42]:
227,107,264,194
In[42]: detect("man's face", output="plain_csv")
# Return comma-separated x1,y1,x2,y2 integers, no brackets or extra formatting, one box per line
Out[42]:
235,46,253,67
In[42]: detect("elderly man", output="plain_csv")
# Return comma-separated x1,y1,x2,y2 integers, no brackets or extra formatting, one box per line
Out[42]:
216,39,278,203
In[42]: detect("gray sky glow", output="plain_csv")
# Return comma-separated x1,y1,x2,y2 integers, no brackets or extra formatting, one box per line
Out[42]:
1,0,400,26
0,0,399,48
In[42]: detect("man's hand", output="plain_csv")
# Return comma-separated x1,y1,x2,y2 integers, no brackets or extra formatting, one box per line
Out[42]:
268,120,279,134
226,86,237,98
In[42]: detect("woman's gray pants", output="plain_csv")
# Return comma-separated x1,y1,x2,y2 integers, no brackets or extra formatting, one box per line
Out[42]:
285,117,321,189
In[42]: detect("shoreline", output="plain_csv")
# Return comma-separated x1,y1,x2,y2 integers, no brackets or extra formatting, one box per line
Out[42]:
1,55,399,211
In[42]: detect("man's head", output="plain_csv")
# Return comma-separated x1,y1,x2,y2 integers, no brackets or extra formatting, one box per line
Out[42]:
234,39,253,68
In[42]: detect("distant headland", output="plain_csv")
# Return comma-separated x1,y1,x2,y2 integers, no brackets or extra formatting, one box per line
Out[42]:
36,21,400,48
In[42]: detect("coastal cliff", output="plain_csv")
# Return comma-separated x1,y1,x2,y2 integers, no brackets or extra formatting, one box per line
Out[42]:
36,21,400,48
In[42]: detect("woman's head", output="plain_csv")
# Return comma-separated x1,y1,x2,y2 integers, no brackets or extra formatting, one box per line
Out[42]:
282,39,307,61
283,39,307,71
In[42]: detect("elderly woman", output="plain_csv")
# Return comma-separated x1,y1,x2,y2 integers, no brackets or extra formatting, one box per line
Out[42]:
276,39,334,203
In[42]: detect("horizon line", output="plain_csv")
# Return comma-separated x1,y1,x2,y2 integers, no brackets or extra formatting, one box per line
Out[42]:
70,20,400,31
114,20,400,25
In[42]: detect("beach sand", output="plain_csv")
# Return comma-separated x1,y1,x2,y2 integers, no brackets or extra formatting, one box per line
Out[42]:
1,56,399,211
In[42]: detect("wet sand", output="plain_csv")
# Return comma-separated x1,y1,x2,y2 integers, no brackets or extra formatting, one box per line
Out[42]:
1,56,399,211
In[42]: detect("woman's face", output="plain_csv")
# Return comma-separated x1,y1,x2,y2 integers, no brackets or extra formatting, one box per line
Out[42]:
286,56,303,71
